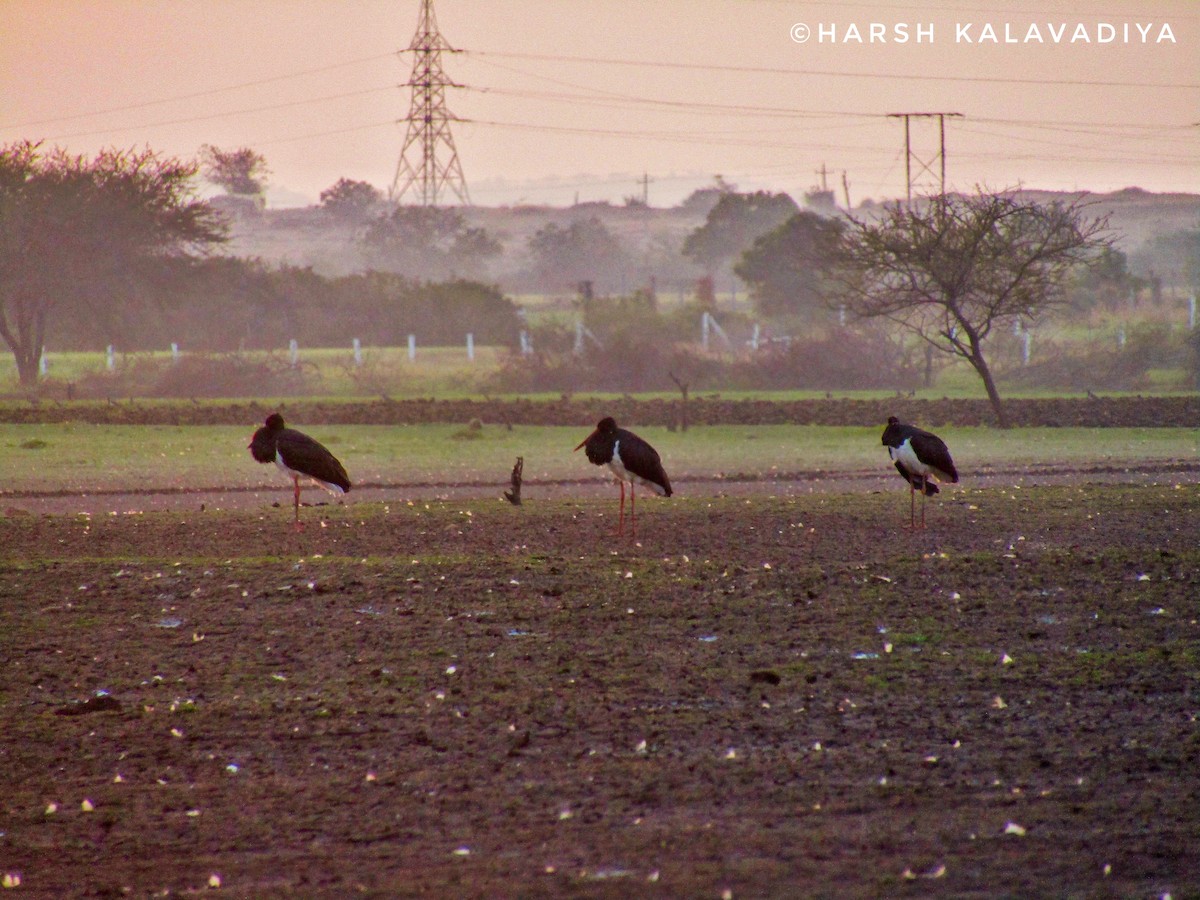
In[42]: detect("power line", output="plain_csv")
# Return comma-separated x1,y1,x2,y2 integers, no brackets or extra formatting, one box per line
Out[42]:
27,87,395,143
0,53,395,132
469,49,1200,91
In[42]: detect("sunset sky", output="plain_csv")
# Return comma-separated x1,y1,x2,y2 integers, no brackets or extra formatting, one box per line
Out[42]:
2,0,1197,208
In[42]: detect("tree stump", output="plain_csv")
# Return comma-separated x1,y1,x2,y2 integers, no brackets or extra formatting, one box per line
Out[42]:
503,456,524,506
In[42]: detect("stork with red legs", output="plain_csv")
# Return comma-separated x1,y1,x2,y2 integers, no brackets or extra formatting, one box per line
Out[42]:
249,413,351,531
881,415,958,529
575,417,672,537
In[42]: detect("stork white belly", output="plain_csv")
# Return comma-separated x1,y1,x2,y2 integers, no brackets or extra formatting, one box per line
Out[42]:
889,438,936,479
274,453,346,495
605,439,667,495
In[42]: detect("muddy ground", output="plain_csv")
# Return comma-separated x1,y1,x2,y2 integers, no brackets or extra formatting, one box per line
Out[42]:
1,477,1198,898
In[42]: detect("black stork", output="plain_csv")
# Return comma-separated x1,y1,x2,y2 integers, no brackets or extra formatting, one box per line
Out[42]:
881,415,958,529
249,413,351,530
574,417,672,537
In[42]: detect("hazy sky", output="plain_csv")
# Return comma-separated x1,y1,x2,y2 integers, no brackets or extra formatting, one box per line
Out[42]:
2,0,1197,207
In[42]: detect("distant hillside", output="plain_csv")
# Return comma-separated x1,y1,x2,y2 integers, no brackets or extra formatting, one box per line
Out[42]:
217,188,1200,293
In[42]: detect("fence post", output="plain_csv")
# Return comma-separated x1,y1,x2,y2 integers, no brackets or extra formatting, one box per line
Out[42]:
39,353,48,376
701,312,710,351
170,342,180,364
1022,331,1031,366
106,345,115,371
352,338,362,366
750,323,760,351
1117,326,1126,350
407,334,416,361
289,339,299,366
1189,295,1196,330
466,332,475,361
519,330,532,356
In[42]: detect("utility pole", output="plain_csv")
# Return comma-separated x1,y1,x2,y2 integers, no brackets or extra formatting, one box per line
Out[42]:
390,0,470,206
636,171,652,205
886,112,962,202
814,162,829,193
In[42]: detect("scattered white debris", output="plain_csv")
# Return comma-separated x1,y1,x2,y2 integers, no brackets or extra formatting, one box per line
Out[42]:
452,846,471,856
992,696,1008,709
1001,653,1014,665
2,873,21,889
80,799,94,812
207,873,222,889
1004,822,1027,836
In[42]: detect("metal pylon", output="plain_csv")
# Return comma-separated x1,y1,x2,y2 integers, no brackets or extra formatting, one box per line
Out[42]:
886,112,962,202
389,0,470,206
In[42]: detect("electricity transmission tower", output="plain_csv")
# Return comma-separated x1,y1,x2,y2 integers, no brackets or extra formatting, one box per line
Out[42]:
389,0,470,206
887,112,962,201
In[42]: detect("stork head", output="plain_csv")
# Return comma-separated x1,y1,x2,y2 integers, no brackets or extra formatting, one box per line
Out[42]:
574,416,617,451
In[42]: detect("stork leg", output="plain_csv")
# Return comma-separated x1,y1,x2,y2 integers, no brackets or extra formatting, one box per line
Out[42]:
909,479,917,529
292,475,304,532
920,475,929,529
630,481,637,539
616,480,626,536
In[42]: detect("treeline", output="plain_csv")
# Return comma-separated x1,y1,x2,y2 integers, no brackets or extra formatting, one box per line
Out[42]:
47,259,523,352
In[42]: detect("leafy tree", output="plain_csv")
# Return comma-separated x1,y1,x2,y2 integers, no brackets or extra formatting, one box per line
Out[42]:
1143,227,1200,293
319,178,384,221
682,190,799,274
1064,246,1146,312
363,205,500,280
199,144,270,196
0,141,226,385
734,211,846,318
832,191,1111,427
526,217,629,293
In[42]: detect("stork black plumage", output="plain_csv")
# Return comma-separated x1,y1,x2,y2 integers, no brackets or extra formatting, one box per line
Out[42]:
574,417,672,537
881,415,958,528
249,413,351,530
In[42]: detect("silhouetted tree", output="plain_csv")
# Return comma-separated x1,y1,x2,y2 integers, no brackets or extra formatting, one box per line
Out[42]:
319,178,384,221
1064,246,1146,312
363,205,500,280
0,141,227,384
735,211,846,318
199,144,270,197
682,190,799,274
832,191,1111,427
527,217,628,292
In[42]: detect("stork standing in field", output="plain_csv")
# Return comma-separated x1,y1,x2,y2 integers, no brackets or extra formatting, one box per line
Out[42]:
575,417,672,537
881,415,958,529
249,413,351,531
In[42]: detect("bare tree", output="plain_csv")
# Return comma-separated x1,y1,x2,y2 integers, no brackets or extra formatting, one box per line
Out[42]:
833,191,1111,427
